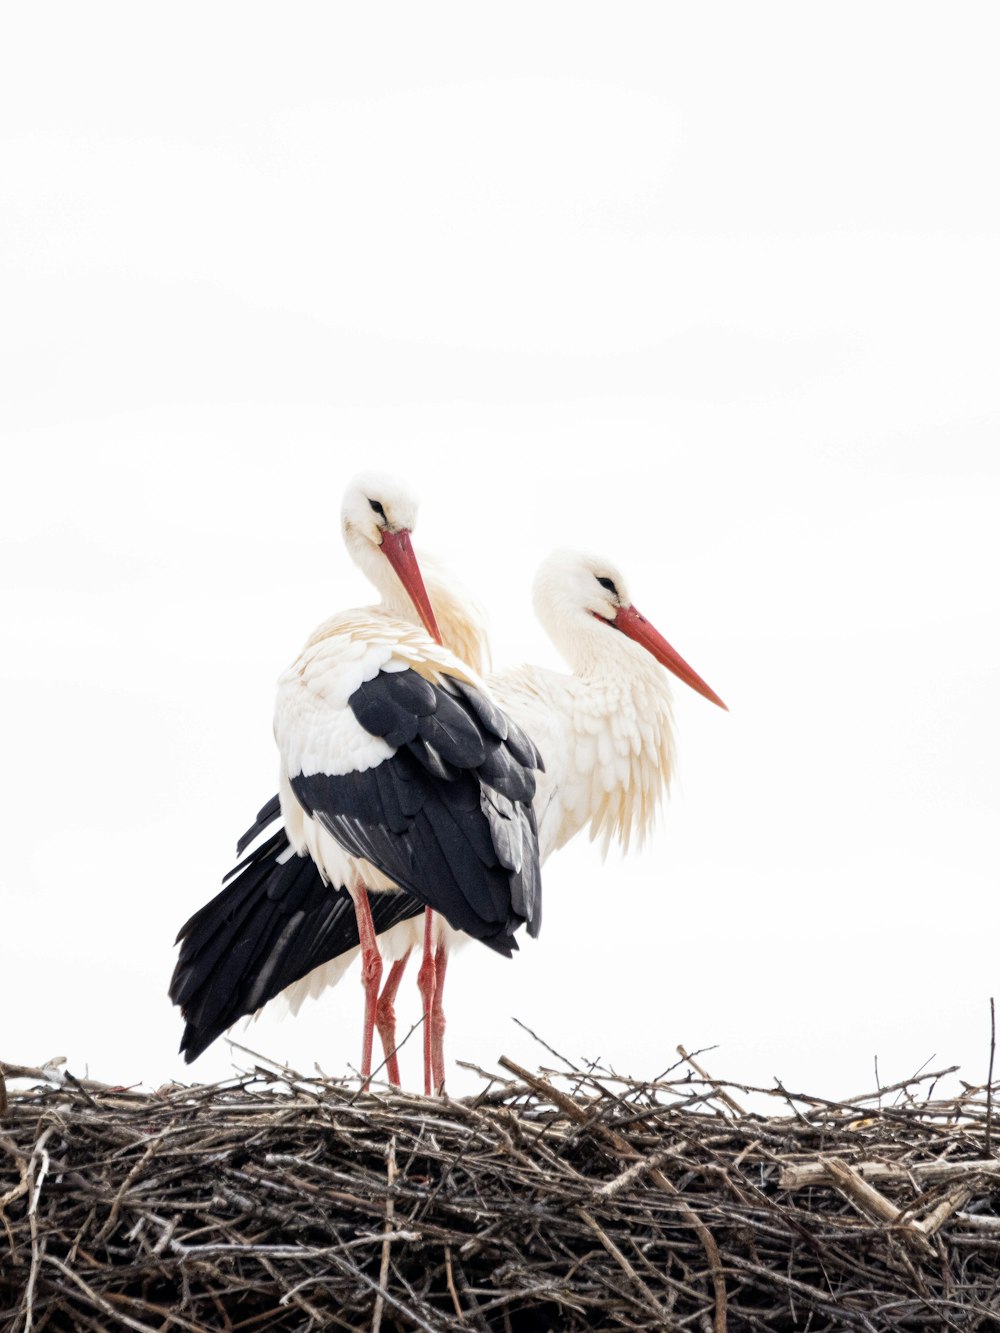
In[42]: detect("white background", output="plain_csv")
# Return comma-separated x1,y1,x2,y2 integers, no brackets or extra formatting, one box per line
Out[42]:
3,4,998,1102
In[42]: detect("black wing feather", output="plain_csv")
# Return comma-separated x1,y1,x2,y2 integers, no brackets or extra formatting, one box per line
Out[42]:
235,793,282,856
169,818,423,1062
289,668,541,954
452,679,545,772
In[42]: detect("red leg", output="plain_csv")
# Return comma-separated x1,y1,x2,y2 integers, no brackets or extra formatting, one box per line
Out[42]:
375,951,411,1087
352,887,383,1087
415,910,437,1096
430,943,448,1095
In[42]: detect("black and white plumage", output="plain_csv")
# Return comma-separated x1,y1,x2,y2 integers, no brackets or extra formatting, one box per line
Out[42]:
172,800,423,1063
171,610,542,1069
170,470,543,1090
172,547,727,1074
285,656,542,953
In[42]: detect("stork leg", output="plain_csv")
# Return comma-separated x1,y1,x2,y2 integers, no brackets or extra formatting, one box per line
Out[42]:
430,943,448,1095
415,910,437,1096
351,886,383,1087
374,951,411,1088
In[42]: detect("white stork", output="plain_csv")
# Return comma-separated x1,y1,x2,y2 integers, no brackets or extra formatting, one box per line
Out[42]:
173,546,725,1093
326,546,728,1088
171,474,541,1094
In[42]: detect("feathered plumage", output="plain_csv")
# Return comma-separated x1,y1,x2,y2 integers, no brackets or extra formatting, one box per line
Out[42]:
171,548,725,1070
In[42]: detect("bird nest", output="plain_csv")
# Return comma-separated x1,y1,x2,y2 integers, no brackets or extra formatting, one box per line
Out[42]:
2,1046,1000,1332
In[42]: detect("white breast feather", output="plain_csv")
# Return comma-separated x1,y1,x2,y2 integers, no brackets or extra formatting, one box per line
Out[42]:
492,657,676,859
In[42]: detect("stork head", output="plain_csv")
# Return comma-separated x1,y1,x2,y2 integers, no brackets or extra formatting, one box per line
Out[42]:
533,548,727,710
341,472,441,642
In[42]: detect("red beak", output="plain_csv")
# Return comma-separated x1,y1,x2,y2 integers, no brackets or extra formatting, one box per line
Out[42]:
380,528,443,645
612,604,728,710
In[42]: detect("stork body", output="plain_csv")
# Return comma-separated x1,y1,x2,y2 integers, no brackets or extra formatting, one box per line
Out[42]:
275,606,542,1086
170,475,541,1093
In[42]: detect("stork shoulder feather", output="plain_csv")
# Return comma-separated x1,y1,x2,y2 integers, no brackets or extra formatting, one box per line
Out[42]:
276,610,486,781
300,608,482,686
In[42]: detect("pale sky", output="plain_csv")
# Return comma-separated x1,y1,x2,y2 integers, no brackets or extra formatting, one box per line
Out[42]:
3,3,999,1102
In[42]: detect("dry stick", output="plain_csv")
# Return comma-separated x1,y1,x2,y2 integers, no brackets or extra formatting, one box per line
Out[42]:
63,1072,101,1110
96,1138,161,1244
0,1060,122,1095
371,1135,396,1333
677,1045,748,1117
646,1170,729,1333
576,1207,670,1321
986,997,996,1157
0,1135,30,1209
781,1157,1000,1190
225,1039,337,1097
92,1289,215,1333
724,1255,878,1333
21,1124,56,1333
951,1211,1000,1233
819,1157,934,1258
841,1065,960,1106
819,1157,902,1225
913,1181,977,1238
595,1146,679,1198
40,1256,165,1333
771,1078,817,1128
497,1057,617,1146
511,1018,577,1072
330,1254,443,1333
499,1056,729,1333
443,1246,465,1324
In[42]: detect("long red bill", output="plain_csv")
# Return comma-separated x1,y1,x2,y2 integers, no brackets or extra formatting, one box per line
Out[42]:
613,604,728,710
380,528,443,645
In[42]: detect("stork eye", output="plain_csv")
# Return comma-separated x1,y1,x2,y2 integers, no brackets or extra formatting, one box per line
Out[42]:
596,576,618,596
368,499,387,518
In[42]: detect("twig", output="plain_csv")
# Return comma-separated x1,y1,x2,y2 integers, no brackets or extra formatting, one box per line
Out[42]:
577,1207,670,1320
986,997,995,1156
913,1180,977,1238
781,1156,1000,1189
22,1124,56,1333
350,1019,424,1105
371,1135,396,1333
819,1157,934,1256
0,1060,113,1093
512,1018,577,1071
443,1245,465,1324
595,1146,678,1197
842,1064,959,1106
677,1045,747,1116
819,1156,902,1224
41,1255,164,1333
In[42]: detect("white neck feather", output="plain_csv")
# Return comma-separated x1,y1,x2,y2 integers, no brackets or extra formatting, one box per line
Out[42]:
345,532,491,675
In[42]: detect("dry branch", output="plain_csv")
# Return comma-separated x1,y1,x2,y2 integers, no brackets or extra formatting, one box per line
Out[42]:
781,1157,1000,1190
